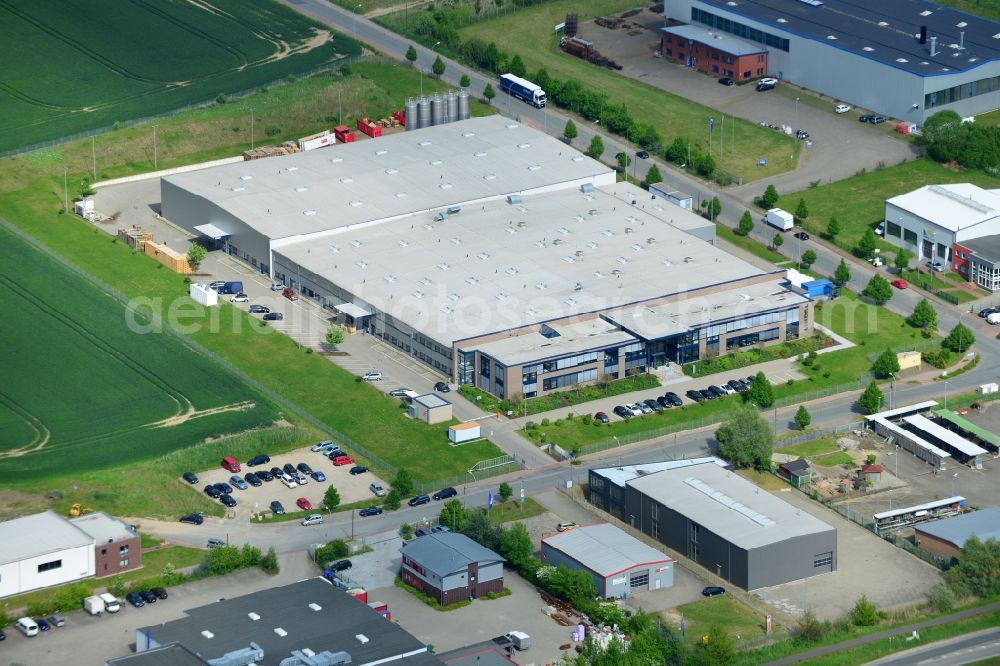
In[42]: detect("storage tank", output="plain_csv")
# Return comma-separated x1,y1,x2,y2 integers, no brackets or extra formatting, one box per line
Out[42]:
405,98,418,131
417,96,431,129
444,91,456,123
457,89,471,120
430,94,444,126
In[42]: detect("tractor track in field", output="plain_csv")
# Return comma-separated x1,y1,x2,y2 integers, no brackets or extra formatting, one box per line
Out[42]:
0,390,51,457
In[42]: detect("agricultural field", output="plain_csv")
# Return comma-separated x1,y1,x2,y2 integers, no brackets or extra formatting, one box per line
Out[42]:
0,0,361,153
0,224,279,479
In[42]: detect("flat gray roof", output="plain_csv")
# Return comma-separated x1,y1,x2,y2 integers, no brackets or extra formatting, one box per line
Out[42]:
164,116,613,242
0,510,93,566
592,456,731,488
662,24,767,56
915,507,1000,548
472,318,636,366
414,393,450,408
70,512,136,544
276,185,763,345
107,643,208,666
887,184,1000,232
903,414,987,457
400,532,504,579
542,523,672,577
604,278,808,340
628,464,835,550
963,235,1000,265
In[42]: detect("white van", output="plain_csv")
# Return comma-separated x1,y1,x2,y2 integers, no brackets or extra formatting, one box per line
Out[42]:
99,592,121,613
280,475,298,489
301,514,323,526
16,617,39,637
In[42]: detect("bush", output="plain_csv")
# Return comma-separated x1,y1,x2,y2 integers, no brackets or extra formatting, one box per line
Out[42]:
796,610,828,643
316,539,350,565
384,489,401,510
261,547,279,574
400,523,414,540
241,543,262,567
54,582,93,612
850,595,880,627
929,583,957,612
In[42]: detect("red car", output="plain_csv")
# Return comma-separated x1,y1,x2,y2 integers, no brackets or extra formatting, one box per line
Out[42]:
891,279,908,289
296,497,313,511
283,287,299,301
221,456,241,472
332,455,355,466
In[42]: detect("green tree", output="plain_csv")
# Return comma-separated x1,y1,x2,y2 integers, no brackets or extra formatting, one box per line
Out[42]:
856,228,877,257
393,469,414,496
859,381,885,414
929,583,957,612
645,163,662,185
462,511,503,551
405,45,418,64
498,481,512,503
747,371,774,408
943,322,975,353
909,298,938,331
801,249,817,267
187,242,206,270
738,210,754,236
709,196,722,220
826,215,841,239
323,486,341,510
616,151,631,169
586,135,604,159
316,539,352,562
872,348,901,378
761,184,779,208
383,489,401,510
796,611,827,644
459,74,470,87
498,522,532,568
508,54,526,77
894,248,910,272
431,55,445,77
483,83,495,104
325,324,344,348
850,595,880,627
794,197,809,222
834,258,851,286
714,404,773,470
240,543,262,567
946,536,1000,597
794,405,811,430
772,233,784,250
440,498,468,531
863,274,893,305
563,119,577,143
261,546,279,574
695,624,736,665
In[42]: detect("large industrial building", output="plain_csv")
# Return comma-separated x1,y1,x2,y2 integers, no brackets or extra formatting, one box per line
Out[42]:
664,0,1000,122
914,507,1000,560
162,116,815,398
589,460,837,589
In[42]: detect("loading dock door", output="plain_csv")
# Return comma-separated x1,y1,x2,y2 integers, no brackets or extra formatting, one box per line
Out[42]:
629,570,649,589
813,552,833,573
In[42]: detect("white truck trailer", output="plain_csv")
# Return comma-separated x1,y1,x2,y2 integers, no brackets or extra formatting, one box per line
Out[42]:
764,208,794,231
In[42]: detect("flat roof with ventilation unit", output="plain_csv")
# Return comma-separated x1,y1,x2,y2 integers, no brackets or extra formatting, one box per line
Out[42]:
887,184,1000,232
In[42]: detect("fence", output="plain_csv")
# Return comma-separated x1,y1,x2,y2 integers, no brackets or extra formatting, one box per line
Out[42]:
0,55,402,160
777,420,866,447
415,460,522,495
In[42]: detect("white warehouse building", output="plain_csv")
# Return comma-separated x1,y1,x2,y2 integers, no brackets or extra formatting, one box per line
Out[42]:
0,511,95,598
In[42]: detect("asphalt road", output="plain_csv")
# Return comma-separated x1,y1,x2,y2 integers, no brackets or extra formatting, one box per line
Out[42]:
865,627,1000,666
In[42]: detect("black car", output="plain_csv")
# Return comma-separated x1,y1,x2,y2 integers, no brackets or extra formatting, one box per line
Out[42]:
702,586,726,597
859,114,874,123
350,466,368,475
270,500,285,515
707,385,727,398
685,389,704,403
296,462,313,474
613,405,633,418
0,629,5,640
727,379,746,393
432,487,457,501
220,494,237,508
795,130,809,140
257,468,274,482
283,463,297,476
249,305,270,314
414,527,432,537
654,396,671,409
869,115,886,124
247,454,270,467
245,472,262,487
152,587,168,600
35,618,50,632
180,513,204,525
756,81,775,91
595,411,610,423
203,484,221,498
126,592,145,608
359,505,383,517
213,482,233,495
434,381,450,392
408,494,431,507
330,559,352,571
270,466,284,479
979,307,1000,318
182,471,198,484
643,398,663,413
636,150,649,159
793,231,810,240
718,77,734,86
263,312,283,321
665,392,683,407
140,590,157,604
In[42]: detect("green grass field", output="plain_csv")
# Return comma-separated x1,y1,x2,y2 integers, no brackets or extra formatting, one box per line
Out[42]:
0,225,279,478
0,0,362,153
671,594,781,648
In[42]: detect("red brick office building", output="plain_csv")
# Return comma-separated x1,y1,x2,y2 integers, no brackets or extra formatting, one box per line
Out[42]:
661,24,768,81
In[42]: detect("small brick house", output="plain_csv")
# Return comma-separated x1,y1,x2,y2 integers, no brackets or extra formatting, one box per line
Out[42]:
400,533,505,606
70,512,141,578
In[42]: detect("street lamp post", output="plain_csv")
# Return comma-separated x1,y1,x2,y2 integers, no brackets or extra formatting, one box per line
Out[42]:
795,97,800,130
250,108,255,149
152,125,158,169
944,380,949,410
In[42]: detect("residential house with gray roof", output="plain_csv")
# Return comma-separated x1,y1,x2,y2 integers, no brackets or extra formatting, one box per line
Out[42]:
400,532,505,606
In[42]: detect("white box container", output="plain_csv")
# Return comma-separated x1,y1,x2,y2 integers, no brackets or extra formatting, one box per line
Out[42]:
190,282,219,306
977,383,998,395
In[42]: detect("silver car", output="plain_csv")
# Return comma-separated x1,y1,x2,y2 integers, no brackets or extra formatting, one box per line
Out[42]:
370,482,386,497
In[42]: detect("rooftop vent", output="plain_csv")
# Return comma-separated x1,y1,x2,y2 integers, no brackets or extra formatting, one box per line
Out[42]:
448,292,459,301
349,200,362,207
395,192,407,198
528,165,542,171
878,21,888,27
535,282,546,290
495,292,507,301
616,256,628,265
356,260,367,269
776,17,788,23
423,223,434,231
356,634,370,645
231,186,245,192
439,183,452,190
552,238,563,245
351,239,362,248
594,271,605,278
398,239,408,247
559,227,570,235
418,140,432,146
384,168,399,175
441,305,453,314
505,226,516,235
863,46,874,51
329,245,339,253
572,156,585,162
274,628,288,637
430,159,443,166
631,243,643,251
240,175,252,181
286,166,298,172
330,157,343,163
477,252,490,260
564,297,577,306
340,177,353,184
462,132,475,137
484,173,497,180
466,276,479,285
602,229,614,237
647,237,656,244
303,210,317,216
384,274,397,283
580,183,595,193
295,186,308,192
575,250,584,257
201,630,214,639
308,603,322,611
662,259,672,267
474,151,487,157
375,149,388,155
517,220,527,228
920,9,932,16
518,143,531,149
437,261,450,270
419,276,432,286
507,194,523,205
505,123,519,129
826,34,837,40
450,237,461,245
248,612,261,621
562,255,574,263
413,290,424,299
535,240,546,248
505,267,518,275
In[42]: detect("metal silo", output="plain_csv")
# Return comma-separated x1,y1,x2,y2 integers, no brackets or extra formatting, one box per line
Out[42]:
457,88,471,120
444,91,456,123
430,94,444,126
417,96,431,129
405,98,418,131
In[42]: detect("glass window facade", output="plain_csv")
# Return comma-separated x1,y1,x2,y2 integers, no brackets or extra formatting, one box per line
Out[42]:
925,75,1000,109
459,351,475,385
887,222,901,238
691,7,790,51
543,368,598,391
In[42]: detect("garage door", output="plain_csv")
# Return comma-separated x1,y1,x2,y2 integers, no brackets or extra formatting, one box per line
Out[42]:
813,552,833,573
629,570,649,588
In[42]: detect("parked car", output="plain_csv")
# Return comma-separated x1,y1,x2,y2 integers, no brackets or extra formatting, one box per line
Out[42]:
296,497,313,511
247,454,270,467
793,231,810,240
414,527,432,538
664,392,684,407
230,293,249,303
408,494,431,507
656,396,673,409
125,592,145,608
263,312,283,321
180,513,204,525
245,472,262,487
978,307,1000,318
332,455,355,466
46,615,65,628
708,385,727,398
613,405,632,419
795,129,809,140
182,471,198,484
140,590,157,604
362,370,383,381
209,281,226,290
370,483,386,497
297,462,313,475
859,114,874,123
350,465,368,475
213,482,232,495
203,484,221,499
718,77,734,86
636,150,649,159
594,411,610,423
389,387,412,397
643,398,663,412
891,279,908,289
151,588,168,600
35,618,51,631
869,115,886,124
929,261,945,272
248,304,270,314
557,521,578,532
636,401,654,415
229,475,248,490
359,505,383,517
280,475,297,489
431,525,451,533
835,104,851,113
257,469,274,482
702,586,726,597
686,389,704,403
221,456,240,472
270,282,284,291
330,559,352,571
311,470,327,482
207,537,226,548
321,443,342,457
432,487,458,500
301,514,323,526
756,80,776,91
220,494,237,508
311,439,336,452
627,403,645,416
282,287,299,301
269,501,285,515
282,463,297,476
434,381,451,392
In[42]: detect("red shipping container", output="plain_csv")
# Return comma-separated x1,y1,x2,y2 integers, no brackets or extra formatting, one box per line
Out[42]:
367,600,388,613
334,126,356,143
346,588,368,604
392,110,406,126
895,123,910,135
356,118,382,138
